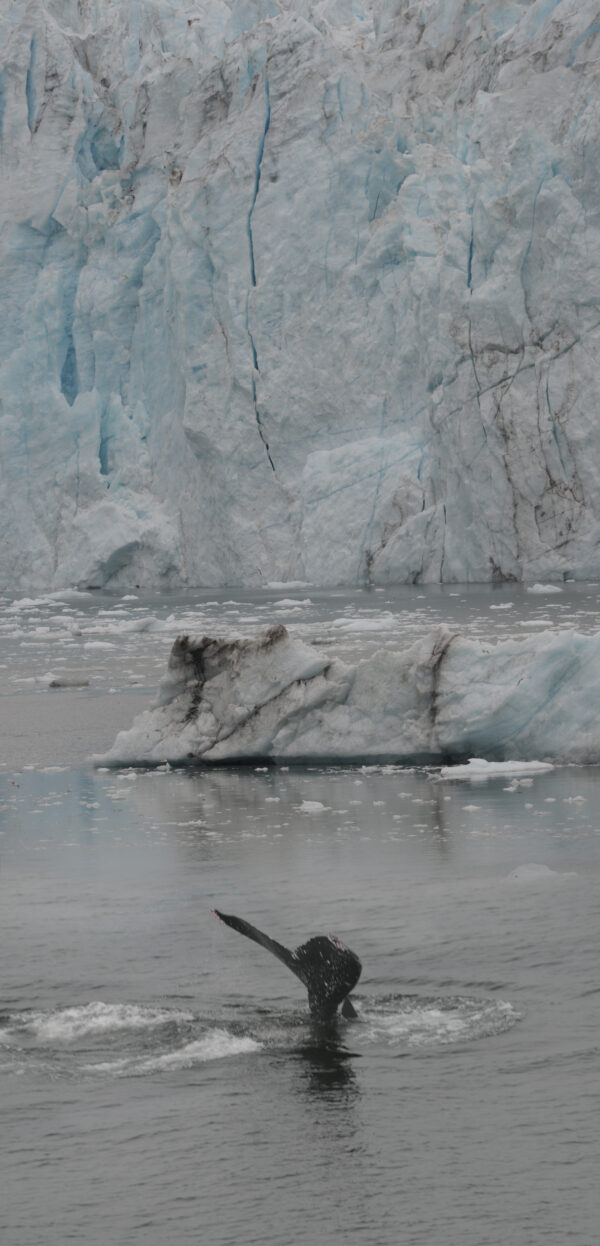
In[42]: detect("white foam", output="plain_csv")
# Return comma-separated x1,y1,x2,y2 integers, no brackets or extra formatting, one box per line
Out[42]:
439,758,554,780
135,1031,262,1071
11,1002,194,1042
85,1030,262,1076
364,1007,468,1045
356,997,518,1048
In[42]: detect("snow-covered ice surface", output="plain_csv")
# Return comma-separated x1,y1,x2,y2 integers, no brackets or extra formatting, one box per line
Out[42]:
3,1,600,590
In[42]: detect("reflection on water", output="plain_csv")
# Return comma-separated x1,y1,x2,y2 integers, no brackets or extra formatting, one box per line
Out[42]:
294,1041,361,1097
6,759,600,875
3,758,600,1246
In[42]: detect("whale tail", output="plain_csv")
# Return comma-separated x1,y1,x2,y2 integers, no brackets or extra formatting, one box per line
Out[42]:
211,909,361,1022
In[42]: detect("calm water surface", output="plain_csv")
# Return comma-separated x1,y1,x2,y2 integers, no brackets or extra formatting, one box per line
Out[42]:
2,586,600,1244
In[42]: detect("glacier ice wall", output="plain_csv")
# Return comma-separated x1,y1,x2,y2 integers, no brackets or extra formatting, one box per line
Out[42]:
3,1,600,589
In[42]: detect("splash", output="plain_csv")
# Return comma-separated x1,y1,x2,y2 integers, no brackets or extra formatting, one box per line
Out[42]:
85,1031,263,1076
4,1001,195,1043
354,995,519,1050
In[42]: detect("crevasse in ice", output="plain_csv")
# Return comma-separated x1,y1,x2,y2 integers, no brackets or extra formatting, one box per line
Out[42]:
2,1,600,589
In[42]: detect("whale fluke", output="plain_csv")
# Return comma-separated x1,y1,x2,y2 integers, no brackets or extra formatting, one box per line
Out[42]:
211,909,362,1022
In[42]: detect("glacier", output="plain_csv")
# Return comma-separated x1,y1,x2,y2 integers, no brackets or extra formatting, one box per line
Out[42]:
96,622,600,765
3,1,600,589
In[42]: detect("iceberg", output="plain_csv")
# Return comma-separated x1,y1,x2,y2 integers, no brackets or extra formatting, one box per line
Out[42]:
3,2,600,590
97,622,600,766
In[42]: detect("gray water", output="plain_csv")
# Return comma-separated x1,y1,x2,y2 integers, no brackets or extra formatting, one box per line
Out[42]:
2,586,600,1244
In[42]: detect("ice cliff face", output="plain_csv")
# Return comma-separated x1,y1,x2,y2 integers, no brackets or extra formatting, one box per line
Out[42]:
2,1,600,589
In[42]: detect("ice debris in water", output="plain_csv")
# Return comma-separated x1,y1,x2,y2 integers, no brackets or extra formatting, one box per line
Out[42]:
508,864,560,882
22,671,90,688
439,759,555,781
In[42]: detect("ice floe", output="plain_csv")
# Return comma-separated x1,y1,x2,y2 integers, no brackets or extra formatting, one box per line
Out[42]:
508,864,561,882
439,759,555,781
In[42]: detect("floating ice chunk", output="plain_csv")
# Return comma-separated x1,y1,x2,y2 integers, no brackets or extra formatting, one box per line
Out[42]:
13,670,88,688
96,624,334,765
508,863,558,882
439,759,555,780
526,584,563,594
97,624,600,767
331,615,397,632
48,675,90,688
21,671,57,687
100,617,162,634
9,591,92,609
297,800,328,813
274,599,313,608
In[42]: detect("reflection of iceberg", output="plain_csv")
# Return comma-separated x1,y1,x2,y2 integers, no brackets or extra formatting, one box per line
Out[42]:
96,624,600,766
